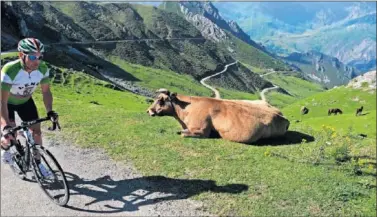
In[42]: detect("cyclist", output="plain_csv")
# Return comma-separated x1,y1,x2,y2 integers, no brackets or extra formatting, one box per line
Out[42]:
1,38,58,176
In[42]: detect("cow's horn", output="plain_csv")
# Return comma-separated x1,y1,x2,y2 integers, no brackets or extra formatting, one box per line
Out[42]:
156,88,170,95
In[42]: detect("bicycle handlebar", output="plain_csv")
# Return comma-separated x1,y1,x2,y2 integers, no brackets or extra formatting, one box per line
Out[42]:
10,117,61,133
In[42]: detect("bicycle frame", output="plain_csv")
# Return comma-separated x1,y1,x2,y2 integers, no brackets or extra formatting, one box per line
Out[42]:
9,117,60,173
22,127,34,144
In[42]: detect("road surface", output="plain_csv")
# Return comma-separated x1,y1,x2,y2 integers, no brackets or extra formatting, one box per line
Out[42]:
1,123,212,216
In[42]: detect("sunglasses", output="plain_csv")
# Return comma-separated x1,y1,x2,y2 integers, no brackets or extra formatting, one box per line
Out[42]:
27,55,43,61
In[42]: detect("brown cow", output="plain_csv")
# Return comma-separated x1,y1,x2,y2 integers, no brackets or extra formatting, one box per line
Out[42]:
146,89,290,144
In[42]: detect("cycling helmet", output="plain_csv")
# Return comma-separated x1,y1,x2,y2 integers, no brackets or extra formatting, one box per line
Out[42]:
17,38,45,54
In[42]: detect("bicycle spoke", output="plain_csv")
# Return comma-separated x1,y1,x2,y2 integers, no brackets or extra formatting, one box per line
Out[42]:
31,146,70,206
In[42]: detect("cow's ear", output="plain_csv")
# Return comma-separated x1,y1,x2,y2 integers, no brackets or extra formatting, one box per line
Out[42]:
170,92,177,100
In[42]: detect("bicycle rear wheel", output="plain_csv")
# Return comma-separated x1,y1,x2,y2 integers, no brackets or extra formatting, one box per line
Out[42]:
31,146,70,206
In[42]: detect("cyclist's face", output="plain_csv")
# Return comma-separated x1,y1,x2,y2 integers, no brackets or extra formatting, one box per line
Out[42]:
20,52,43,71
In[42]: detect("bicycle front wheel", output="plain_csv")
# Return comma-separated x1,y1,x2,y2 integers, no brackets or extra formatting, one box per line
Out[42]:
31,146,70,206
8,139,30,180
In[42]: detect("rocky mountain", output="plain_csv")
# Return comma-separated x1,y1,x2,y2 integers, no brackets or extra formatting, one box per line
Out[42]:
213,2,376,72
160,1,266,51
1,1,285,95
347,70,376,90
283,51,358,88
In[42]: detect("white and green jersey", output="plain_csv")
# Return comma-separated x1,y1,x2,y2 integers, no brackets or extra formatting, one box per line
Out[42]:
1,59,50,105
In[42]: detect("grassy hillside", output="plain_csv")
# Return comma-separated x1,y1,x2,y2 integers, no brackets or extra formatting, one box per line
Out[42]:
260,72,324,108
283,86,376,119
5,53,371,216
265,73,324,97
282,86,376,137
37,68,376,216
223,35,288,71
107,56,259,100
265,92,297,109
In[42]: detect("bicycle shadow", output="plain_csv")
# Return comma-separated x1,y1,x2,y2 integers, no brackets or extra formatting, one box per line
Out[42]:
64,172,248,214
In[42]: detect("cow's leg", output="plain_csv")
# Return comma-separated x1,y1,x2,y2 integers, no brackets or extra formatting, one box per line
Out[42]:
174,116,189,134
181,127,211,138
181,119,212,138
177,129,189,135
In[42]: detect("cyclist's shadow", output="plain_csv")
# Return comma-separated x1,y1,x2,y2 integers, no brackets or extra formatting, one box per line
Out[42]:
64,172,248,214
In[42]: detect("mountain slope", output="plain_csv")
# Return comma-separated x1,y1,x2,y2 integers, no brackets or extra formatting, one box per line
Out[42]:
159,1,289,71
1,1,285,96
213,2,376,72
283,51,358,88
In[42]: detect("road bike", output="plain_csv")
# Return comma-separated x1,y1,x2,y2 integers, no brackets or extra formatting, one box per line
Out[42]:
5,117,70,206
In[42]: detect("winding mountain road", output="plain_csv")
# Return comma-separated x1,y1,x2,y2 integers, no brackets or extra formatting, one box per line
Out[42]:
259,71,279,101
199,63,281,102
200,61,238,99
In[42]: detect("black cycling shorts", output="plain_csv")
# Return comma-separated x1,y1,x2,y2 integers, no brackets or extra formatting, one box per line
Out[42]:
8,98,39,122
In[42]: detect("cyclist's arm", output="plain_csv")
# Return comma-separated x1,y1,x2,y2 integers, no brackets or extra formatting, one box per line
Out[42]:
0,84,12,128
1,62,18,130
41,83,53,113
40,66,53,113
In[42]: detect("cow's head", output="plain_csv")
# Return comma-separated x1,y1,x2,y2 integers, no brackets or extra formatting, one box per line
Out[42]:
147,88,177,117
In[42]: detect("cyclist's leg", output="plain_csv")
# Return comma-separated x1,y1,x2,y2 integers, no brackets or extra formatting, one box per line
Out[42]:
1,104,17,163
6,104,16,128
16,99,53,178
29,123,42,146
14,98,50,176
1,103,16,146
8,105,18,137
15,98,42,146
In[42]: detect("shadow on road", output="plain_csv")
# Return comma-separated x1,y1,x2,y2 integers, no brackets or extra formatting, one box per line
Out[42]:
64,172,248,214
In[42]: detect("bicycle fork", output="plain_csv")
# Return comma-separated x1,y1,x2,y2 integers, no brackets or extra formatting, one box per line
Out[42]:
22,129,39,158
23,129,50,179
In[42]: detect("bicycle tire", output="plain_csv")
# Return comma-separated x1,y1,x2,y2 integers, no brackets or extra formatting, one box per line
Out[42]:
31,146,70,206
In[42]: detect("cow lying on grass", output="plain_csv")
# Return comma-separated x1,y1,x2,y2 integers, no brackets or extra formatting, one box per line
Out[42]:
146,89,290,144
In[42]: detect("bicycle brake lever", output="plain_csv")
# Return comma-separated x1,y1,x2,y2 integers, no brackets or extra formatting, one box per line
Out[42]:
56,121,61,130
48,121,61,131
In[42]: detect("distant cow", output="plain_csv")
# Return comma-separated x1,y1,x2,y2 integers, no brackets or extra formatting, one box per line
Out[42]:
356,106,364,116
301,106,309,115
146,88,290,144
328,108,343,116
